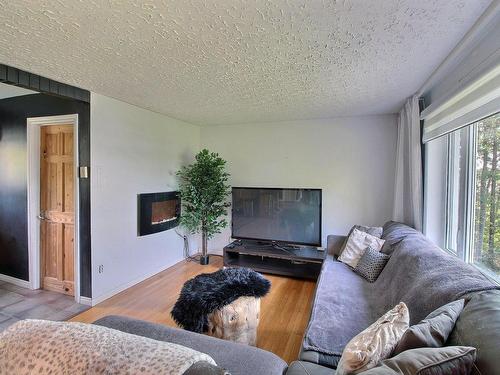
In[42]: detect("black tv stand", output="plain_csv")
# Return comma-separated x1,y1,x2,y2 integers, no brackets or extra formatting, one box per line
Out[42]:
223,240,326,279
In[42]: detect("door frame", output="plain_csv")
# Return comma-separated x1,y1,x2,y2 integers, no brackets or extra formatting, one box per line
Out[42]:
27,114,81,303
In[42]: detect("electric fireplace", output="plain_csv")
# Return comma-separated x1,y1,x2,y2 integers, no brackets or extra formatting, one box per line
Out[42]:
138,191,180,236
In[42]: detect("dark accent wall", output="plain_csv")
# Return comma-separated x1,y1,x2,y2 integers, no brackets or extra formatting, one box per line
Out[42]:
0,93,91,297
0,64,90,103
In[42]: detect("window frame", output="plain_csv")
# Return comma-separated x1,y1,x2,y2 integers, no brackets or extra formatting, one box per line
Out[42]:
444,126,474,258
444,132,460,254
443,115,499,284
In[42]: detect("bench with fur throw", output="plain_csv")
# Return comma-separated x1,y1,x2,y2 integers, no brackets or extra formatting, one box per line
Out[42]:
171,267,271,346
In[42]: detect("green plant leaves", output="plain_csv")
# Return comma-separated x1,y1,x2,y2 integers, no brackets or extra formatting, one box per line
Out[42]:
176,149,231,239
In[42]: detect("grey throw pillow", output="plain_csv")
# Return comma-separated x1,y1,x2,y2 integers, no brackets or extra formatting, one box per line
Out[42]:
355,225,383,238
359,346,476,375
354,247,390,282
340,225,383,256
393,299,465,355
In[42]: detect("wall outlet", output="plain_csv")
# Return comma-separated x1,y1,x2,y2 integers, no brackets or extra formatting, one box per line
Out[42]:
98,265,104,273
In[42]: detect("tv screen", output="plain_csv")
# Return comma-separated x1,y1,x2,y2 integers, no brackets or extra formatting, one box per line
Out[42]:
231,187,322,246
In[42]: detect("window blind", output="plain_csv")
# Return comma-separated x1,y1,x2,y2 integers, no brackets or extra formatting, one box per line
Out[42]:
421,63,500,143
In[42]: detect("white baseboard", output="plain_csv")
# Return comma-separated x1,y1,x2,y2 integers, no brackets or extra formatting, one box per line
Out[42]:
78,296,93,306
0,273,32,289
91,263,176,306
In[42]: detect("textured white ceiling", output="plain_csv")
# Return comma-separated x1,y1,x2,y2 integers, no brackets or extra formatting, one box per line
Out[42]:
0,82,36,100
0,0,491,125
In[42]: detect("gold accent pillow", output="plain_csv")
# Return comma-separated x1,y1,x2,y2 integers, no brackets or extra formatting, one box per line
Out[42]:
336,302,410,375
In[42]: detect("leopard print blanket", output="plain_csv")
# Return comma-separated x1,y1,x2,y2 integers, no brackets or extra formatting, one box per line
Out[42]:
0,319,216,375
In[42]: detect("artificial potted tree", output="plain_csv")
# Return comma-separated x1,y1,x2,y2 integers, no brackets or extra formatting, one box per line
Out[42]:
177,149,231,265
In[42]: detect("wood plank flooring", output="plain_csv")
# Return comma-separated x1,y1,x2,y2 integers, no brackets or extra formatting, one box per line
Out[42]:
71,256,317,363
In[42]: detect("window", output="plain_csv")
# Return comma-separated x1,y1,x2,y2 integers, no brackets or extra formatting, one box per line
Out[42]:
444,112,499,281
473,114,500,278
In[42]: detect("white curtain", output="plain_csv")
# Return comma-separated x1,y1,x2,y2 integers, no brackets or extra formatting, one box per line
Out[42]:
393,95,423,231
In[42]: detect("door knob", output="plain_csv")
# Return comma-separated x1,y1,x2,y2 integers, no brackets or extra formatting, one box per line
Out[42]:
37,212,47,220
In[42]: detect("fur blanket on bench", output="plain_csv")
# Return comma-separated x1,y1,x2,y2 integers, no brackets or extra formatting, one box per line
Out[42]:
172,267,270,333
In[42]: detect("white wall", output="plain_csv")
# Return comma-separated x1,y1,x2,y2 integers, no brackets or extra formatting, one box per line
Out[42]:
201,115,398,252
90,93,200,303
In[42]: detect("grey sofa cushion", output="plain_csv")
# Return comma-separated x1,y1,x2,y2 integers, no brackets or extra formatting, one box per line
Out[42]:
354,247,390,282
184,361,229,375
93,315,287,375
447,290,500,375
393,299,465,355
299,349,340,369
374,224,498,325
380,221,418,254
286,361,335,375
301,256,387,368
360,346,476,375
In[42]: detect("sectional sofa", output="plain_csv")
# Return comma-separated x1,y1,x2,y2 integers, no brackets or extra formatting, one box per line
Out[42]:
290,221,500,374
94,222,500,375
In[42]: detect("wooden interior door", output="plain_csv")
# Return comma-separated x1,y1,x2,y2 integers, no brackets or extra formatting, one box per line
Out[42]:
40,124,75,296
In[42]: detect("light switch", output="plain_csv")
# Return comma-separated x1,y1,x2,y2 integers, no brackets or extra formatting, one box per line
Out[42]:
79,166,89,179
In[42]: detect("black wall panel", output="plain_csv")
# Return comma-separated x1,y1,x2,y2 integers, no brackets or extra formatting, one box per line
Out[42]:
0,64,90,103
0,93,91,297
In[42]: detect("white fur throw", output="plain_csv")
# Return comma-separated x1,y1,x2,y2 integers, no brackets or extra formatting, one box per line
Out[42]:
0,319,216,375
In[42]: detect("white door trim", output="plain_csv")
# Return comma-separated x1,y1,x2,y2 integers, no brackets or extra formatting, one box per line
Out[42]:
27,114,81,303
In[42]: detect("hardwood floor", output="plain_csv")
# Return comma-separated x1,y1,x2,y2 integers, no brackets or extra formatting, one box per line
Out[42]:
70,256,317,363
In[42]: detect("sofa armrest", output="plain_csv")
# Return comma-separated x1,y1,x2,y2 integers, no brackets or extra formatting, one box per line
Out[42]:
93,315,287,375
327,235,347,257
299,348,340,369
286,361,335,375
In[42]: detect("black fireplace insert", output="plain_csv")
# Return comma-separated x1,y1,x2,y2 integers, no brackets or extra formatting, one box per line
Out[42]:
137,191,180,236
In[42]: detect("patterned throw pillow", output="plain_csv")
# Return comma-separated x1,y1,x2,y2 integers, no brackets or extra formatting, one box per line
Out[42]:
336,302,410,375
338,229,385,268
354,247,390,282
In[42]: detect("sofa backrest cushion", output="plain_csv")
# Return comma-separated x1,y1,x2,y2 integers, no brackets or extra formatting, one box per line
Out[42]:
447,290,500,375
327,234,347,257
94,315,288,375
381,221,421,254
375,222,498,324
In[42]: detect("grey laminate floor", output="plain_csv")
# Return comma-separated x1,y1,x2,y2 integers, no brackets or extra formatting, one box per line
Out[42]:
0,281,89,332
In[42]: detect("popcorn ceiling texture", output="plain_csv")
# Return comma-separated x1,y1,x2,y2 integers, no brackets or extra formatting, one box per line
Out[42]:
0,0,491,125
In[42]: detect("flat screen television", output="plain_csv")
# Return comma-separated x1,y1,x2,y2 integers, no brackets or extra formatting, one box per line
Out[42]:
231,187,322,246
